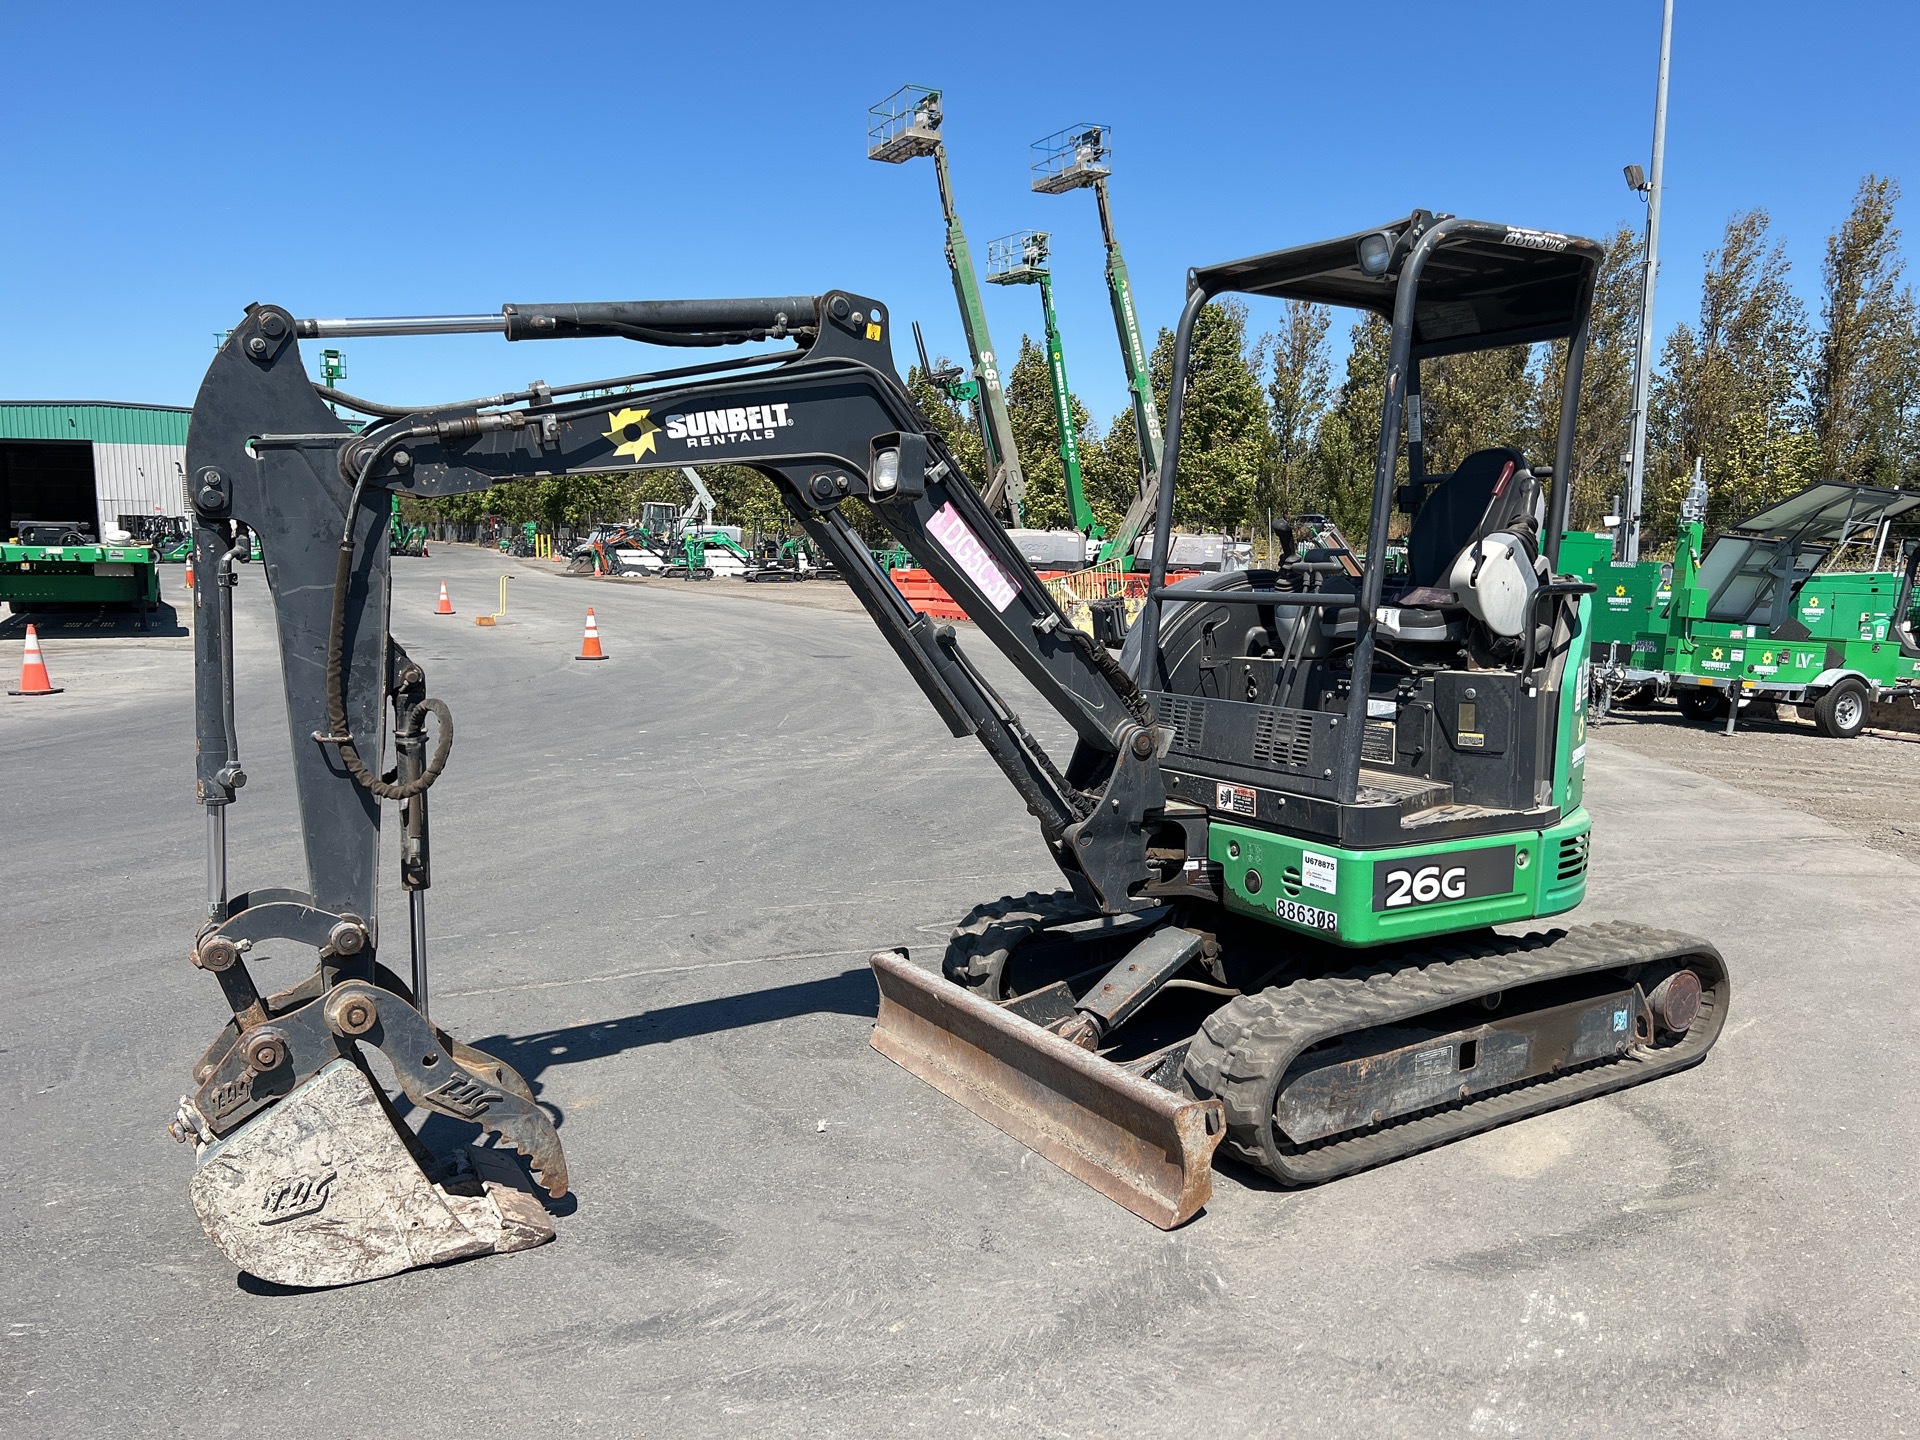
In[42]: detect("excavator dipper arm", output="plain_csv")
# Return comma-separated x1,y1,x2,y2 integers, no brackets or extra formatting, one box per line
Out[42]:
176,290,1191,1284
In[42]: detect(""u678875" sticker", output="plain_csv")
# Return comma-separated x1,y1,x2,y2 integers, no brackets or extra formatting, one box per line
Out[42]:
1275,896,1339,931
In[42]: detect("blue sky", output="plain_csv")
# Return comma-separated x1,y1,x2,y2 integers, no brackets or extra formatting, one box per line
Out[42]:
2,1,1913,424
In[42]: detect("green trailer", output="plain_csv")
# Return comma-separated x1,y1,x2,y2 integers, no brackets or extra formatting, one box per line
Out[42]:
0,536,161,613
1587,480,1920,737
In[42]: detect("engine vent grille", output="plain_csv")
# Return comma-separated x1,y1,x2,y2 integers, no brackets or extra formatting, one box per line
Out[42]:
1252,706,1316,769
1153,694,1206,753
1557,833,1590,882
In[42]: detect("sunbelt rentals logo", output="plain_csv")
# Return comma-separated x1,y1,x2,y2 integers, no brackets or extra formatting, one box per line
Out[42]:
604,408,660,463
664,402,797,449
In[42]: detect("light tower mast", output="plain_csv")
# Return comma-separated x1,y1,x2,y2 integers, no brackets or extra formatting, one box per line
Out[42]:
868,86,1025,524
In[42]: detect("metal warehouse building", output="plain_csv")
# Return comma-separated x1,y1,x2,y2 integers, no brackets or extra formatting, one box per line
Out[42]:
0,401,189,540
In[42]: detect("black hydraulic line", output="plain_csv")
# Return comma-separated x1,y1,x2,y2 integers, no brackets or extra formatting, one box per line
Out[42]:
313,349,812,422
323,425,452,802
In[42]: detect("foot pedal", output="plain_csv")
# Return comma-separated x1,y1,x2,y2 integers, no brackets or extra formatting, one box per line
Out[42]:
186,1059,554,1288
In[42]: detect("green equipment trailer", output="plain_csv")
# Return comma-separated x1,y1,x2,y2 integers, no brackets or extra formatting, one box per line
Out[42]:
1570,479,1920,736
0,406,177,613
0,529,160,614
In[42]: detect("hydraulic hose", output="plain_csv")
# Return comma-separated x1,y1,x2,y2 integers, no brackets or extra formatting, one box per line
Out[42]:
325,426,452,802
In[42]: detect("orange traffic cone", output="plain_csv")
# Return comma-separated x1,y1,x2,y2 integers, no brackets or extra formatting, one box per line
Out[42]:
184,564,195,590
10,624,62,696
576,608,607,661
434,581,455,616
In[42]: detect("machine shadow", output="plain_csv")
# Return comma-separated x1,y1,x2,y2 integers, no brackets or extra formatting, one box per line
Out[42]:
413,967,880,1199
0,600,188,638
462,966,880,1093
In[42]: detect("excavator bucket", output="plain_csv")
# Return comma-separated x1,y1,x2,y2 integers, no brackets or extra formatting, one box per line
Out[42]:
184,1060,554,1288
868,949,1225,1229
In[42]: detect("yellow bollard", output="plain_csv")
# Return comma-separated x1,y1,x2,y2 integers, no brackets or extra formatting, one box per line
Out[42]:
474,573,514,626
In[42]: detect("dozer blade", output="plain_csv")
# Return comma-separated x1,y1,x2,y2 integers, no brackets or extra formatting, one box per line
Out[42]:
869,949,1225,1229
186,1059,554,1289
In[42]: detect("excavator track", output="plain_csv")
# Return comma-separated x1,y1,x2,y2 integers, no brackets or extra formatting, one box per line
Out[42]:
943,890,1099,997
1181,921,1729,1186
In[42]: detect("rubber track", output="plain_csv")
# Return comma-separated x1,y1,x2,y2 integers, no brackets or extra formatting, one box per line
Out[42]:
942,891,1095,997
1181,921,1729,1186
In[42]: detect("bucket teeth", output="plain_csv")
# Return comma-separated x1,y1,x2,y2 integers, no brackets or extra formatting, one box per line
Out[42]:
343,985,569,1198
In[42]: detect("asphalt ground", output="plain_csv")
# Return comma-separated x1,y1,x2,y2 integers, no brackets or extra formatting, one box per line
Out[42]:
1597,696,1920,867
4,545,1916,1439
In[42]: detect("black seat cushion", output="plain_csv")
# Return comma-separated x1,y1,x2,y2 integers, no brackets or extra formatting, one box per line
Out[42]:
1407,447,1533,589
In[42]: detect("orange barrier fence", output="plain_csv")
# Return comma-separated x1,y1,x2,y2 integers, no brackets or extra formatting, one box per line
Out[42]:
890,565,1192,625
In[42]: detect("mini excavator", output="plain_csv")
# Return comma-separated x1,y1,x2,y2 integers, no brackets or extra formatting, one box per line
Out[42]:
173,213,1727,1285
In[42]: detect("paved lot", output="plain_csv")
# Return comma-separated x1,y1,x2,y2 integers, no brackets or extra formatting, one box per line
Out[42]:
1599,698,1920,866
4,545,1916,1439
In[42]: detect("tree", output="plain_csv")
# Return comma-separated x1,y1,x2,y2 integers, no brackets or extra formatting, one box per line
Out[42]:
1420,343,1535,477
1648,208,1816,536
1530,224,1641,530
1079,410,1149,537
1811,176,1916,486
1147,300,1267,531
905,360,988,490
1256,301,1333,529
1310,314,1393,539
1003,334,1096,533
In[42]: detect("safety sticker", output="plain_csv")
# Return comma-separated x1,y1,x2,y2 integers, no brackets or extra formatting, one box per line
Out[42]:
1571,742,1586,768
926,502,1019,611
1301,851,1338,894
1216,782,1257,817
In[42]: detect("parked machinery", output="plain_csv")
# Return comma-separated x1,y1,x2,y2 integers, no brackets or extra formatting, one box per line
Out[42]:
869,85,1025,523
1566,474,1920,735
1030,123,1164,567
173,212,1726,1287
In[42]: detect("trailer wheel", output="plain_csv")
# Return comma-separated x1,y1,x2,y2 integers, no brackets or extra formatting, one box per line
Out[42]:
1814,678,1870,739
1676,687,1729,723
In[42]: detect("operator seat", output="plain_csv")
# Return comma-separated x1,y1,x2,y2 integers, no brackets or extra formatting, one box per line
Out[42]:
1405,447,1540,590
1395,447,1546,640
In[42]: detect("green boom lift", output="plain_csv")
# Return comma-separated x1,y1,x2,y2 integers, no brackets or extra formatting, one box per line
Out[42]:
868,85,1025,525
985,230,1102,545
1031,124,1163,567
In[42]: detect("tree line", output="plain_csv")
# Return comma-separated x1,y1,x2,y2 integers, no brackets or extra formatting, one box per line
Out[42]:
423,177,1918,554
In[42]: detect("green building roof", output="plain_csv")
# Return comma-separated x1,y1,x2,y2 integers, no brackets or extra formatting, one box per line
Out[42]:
0,402,191,447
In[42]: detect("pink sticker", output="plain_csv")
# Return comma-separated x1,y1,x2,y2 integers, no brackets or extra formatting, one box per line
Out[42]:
926,502,1019,612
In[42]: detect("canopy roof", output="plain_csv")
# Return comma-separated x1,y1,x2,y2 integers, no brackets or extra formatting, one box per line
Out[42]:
1731,479,1920,541
1191,216,1607,357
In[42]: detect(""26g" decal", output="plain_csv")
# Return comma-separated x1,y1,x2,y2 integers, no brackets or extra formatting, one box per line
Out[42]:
1381,865,1468,907
1371,844,1516,913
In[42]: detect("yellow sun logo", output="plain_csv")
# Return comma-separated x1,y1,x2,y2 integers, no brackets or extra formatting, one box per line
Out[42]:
1710,647,1724,660
605,407,659,463
1614,584,1627,596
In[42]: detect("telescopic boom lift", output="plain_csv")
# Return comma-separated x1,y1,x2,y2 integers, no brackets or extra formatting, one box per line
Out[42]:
869,85,1025,524
1033,125,1163,566
985,230,1103,544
